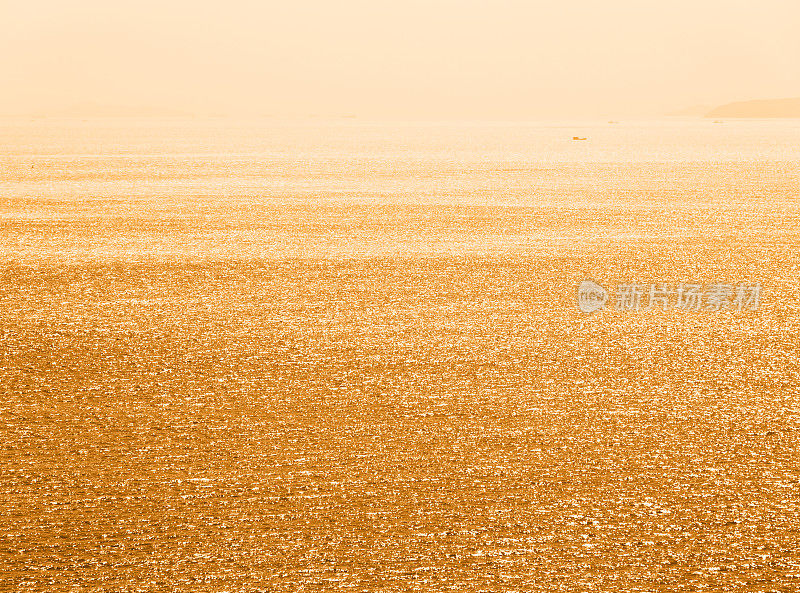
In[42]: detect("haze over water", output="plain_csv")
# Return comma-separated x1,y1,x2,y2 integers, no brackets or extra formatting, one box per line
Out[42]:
2,118,800,590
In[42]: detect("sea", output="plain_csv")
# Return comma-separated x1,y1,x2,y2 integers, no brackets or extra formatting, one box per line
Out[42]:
1,118,799,591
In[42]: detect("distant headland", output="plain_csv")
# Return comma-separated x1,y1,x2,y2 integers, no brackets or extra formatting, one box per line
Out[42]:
704,97,800,118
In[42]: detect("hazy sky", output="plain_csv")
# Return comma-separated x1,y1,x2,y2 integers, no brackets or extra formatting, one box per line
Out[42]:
2,0,799,118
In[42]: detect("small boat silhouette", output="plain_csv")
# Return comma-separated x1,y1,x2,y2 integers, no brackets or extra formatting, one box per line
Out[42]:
572,136,587,141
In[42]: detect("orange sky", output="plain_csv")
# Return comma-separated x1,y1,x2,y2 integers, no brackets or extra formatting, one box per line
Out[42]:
2,0,799,118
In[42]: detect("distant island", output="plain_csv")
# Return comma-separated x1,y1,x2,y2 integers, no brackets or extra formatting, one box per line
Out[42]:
704,97,800,118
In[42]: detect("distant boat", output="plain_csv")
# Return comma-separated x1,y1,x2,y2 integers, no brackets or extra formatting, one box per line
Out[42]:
572,136,587,141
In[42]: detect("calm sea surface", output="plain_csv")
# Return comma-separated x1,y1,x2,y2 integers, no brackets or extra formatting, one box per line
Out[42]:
2,119,799,591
